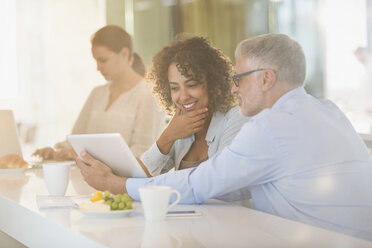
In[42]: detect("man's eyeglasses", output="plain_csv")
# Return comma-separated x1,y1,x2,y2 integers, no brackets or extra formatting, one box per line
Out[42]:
232,68,265,87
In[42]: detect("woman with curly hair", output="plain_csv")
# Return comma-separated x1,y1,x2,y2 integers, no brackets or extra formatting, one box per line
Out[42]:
139,36,249,175
76,36,251,202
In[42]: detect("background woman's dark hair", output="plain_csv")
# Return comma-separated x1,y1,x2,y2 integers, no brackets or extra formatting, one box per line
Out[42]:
91,25,146,76
148,35,236,114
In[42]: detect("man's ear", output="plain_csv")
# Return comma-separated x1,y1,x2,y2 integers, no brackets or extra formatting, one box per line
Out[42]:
262,69,276,91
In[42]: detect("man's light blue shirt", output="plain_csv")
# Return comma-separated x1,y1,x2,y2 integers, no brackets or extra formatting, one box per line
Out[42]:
127,87,372,240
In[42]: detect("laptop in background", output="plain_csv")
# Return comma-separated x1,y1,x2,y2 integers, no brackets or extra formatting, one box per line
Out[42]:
0,110,23,158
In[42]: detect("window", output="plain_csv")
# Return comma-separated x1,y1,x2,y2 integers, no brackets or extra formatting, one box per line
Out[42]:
0,0,18,99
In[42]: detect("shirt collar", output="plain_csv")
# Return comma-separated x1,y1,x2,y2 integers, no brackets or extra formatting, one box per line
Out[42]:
272,86,307,109
205,111,223,144
185,111,223,144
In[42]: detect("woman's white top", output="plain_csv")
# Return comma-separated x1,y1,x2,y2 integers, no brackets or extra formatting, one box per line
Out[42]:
67,79,166,157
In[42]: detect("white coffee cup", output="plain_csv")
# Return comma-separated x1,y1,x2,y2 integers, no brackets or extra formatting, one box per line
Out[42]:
139,186,181,221
42,162,71,196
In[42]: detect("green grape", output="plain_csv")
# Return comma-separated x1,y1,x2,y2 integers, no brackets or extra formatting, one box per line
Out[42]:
122,193,131,203
118,202,125,210
114,195,121,203
103,190,111,198
111,202,118,210
105,199,112,206
126,200,132,209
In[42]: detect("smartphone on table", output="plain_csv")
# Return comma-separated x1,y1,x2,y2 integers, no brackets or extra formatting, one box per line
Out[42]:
166,210,202,217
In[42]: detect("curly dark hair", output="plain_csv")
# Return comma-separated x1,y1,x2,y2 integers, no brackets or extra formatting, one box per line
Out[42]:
147,36,236,115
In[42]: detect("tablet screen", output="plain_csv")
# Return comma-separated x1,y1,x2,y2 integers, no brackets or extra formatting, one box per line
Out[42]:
67,133,147,178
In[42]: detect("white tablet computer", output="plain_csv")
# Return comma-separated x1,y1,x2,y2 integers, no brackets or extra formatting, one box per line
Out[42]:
67,133,147,178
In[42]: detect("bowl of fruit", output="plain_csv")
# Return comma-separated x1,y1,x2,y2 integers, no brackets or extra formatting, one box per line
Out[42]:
76,190,136,217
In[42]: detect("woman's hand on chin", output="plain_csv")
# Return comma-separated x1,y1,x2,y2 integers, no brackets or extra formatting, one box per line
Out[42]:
156,107,209,155
167,107,209,140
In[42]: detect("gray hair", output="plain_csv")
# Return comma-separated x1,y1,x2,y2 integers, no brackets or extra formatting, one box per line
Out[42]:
235,33,306,86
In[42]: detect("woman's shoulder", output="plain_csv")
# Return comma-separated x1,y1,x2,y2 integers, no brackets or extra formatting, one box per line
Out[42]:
132,79,152,95
217,105,249,127
81,84,109,102
206,106,248,143
135,78,149,89
221,105,243,119
90,83,110,95
136,79,161,102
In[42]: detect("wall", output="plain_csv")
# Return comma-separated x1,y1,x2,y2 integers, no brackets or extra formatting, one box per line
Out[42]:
7,0,106,156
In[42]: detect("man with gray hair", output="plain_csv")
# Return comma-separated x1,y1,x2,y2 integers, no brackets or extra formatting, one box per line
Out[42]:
77,34,372,240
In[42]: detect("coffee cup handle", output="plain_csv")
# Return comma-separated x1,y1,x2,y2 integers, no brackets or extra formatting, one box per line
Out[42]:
168,189,181,209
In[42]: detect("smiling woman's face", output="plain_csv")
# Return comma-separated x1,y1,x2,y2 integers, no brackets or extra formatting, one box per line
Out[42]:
167,63,209,113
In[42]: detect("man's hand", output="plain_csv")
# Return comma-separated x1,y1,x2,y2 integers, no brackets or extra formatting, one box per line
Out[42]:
76,150,127,194
157,107,208,154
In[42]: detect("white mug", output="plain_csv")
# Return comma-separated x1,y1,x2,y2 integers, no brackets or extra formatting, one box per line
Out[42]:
42,162,71,196
139,186,181,221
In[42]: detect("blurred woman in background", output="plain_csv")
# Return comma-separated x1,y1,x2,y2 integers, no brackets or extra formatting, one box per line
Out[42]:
34,25,165,160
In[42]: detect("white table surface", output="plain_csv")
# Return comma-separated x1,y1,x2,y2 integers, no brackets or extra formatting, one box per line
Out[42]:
0,167,371,248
